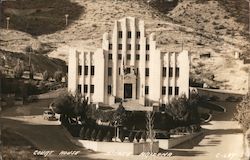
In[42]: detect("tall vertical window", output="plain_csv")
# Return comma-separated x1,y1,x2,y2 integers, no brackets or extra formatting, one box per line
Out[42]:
146,54,150,61
168,87,173,95
136,31,140,39
91,66,95,76
90,85,94,93
175,87,179,96
108,53,112,60
136,54,140,60
118,54,122,60
136,44,140,50
145,68,149,77
162,86,166,95
84,66,88,75
176,67,180,77
145,86,149,95
162,67,166,77
118,31,123,38
127,31,131,38
119,67,121,75
118,44,122,50
108,67,112,76
109,44,112,50
146,44,150,50
127,54,131,60
77,84,81,93
169,67,173,77
84,85,88,93
78,65,82,75
127,44,131,50
108,85,112,94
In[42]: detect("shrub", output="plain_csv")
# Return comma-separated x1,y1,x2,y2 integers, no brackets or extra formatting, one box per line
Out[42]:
141,131,147,141
119,129,125,142
54,71,63,82
79,127,86,139
135,132,141,142
84,128,91,140
91,129,97,141
235,93,250,132
128,131,134,142
96,130,103,141
104,131,112,142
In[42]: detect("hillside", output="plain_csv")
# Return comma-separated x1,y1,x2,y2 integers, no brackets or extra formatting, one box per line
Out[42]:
0,0,249,91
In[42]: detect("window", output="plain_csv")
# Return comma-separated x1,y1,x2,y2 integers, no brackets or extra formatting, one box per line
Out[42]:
118,44,122,50
118,54,122,60
84,66,88,75
84,85,88,93
78,84,81,93
136,54,140,60
78,66,82,75
168,87,173,95
146,54,150,61
136,31,140,39
136,44,140,50
127,31,131,38
90,85,94,93
145,68,149,77
169,67,173,77
91,66,95,76
127,44,131,50
175,87,179,96
146,44,150,50
162,67,166,77
162,86,166,95
109,44,112,50
118,31,122,38
119,68,121,75
127,54,131,60
108,53,112,60
126,67,131,74
108,85,112,94
176,67,179,77
145,86,149,95
108,67,112,76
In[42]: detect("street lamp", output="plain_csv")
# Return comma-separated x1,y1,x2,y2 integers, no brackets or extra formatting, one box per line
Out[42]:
65,14,69,26
6,16,9,29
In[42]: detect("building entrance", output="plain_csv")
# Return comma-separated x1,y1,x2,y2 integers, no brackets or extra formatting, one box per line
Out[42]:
124,83,132,99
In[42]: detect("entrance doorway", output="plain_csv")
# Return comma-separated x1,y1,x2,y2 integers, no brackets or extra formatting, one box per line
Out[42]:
124,83,132,99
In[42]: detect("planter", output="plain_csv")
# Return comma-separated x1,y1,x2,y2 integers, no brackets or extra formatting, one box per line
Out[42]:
75,140,159,155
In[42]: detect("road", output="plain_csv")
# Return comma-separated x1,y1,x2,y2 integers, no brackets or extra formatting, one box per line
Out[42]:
0,100,244,160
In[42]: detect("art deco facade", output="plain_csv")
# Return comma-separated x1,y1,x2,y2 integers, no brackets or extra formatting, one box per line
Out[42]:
68,17,189,106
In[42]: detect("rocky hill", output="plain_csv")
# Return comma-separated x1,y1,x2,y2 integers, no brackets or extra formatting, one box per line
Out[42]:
0,0,249,91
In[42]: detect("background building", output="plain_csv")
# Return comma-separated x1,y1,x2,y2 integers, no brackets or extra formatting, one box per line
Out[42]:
68,17,189,106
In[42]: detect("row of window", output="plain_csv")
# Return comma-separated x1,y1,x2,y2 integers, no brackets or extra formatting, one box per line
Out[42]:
118,31,141,39
78,66,95,76
78,84,95,94
105,85,179,96
108,53,150,61
163,67,179,77
144,86,179,96
109,44,150,51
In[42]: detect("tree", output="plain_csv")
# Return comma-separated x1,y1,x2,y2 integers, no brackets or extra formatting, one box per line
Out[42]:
14,60,24,79
96,130,103,141
54,71,63,82
79,127,86,140
43,70,49,81
135,131,141,142
91,129,97,141
146,111,155,153
29,64,34,80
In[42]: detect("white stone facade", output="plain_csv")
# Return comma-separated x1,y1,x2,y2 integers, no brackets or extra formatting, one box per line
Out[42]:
68,17,189,106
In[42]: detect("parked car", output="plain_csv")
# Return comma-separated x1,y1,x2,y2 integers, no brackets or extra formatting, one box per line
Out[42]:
43,110,57,121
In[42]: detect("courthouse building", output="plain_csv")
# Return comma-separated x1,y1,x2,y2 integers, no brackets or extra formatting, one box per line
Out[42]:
68,17,190,106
